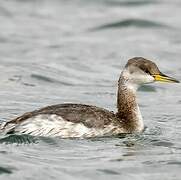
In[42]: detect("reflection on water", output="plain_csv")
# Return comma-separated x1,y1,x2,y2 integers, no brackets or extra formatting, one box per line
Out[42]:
0,0,181,179
0,134,37,144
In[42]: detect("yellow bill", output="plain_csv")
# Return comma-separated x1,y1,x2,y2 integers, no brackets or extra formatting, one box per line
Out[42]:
153,74,179,83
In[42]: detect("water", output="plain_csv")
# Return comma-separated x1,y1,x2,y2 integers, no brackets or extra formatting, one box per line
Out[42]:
0,0,181,179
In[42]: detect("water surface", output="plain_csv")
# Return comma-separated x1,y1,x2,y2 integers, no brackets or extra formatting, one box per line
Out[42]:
0,0,181,179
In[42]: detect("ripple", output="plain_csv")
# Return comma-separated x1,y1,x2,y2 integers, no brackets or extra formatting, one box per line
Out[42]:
167,161,181,165
139,85,156,92
97,169,120,175
90,19,169,31
0,6,12,17
39,136,59,146
31,74,73,86
107,0,158,7
8,75,36,87
0,134,37,144
150,140,174,147
0,150,7,154
0,166,12,174
31,74,57,83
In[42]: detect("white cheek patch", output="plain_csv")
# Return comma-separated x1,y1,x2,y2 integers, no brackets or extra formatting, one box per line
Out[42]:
122,68,154,85
131,73,154,84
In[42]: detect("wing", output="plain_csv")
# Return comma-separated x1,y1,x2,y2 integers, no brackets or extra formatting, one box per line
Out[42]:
3,104,117,129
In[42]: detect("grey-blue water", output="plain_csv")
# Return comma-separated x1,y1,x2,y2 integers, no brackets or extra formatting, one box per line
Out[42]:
0,0,181,179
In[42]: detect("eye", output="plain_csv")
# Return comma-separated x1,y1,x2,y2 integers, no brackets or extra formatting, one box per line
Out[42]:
145,69,151,75
139,65,151,75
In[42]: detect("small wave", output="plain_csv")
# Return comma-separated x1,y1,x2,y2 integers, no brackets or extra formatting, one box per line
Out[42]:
97,169,120,175
150,139,174,147
31,74,73,86
102,0,158,7
0,6,12,17
167,161,181,165
0,166,12,175
31,74,55,83
9,75,36,87
90,19,169,31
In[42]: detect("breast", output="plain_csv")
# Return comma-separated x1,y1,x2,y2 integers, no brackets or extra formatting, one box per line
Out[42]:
1,104,122,138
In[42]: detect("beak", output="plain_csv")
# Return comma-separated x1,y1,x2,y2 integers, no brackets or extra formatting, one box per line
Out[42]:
153,73,179,83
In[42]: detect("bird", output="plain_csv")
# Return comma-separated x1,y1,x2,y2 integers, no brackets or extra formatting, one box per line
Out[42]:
0,57,179,138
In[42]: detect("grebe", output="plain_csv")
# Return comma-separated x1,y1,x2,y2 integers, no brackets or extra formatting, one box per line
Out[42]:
0,57,179,138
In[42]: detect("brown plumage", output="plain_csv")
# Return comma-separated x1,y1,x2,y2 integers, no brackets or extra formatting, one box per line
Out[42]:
0,57,179,137
6,104,118,128
126,57,160,75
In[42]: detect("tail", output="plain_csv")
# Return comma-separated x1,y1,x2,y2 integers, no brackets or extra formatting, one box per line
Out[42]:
0,121,16,135
0,121,7,136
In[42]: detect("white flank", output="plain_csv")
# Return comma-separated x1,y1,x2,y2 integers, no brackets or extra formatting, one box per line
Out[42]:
2,114,123,138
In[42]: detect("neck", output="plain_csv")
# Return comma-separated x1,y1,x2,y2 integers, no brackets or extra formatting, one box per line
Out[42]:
116,71,144,133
